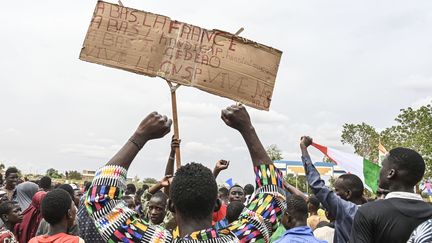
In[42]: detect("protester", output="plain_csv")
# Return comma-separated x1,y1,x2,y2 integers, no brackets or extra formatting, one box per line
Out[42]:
36,184,79,236
15,191,47,243
314,221,335,243
125,183,136,197
0,201,22,242
229,185,246,203
77,182,104,243
244,184,254,204
29,189,84,243
2,167,19,201
407,219,432,243
274,195,326,243
212,160,230,224
141,136,179,231
307,195,326,230
85,105,286,242
14,181,38,212
38,177,52,192
215,201,245,230
300,136,364,243
349,147,432,243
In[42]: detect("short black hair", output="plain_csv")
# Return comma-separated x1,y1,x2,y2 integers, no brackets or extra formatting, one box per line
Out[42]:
5,167,18,178
170,163,217,220
218,187,229,197
41,189,72,225
308,195,320,209
126,184,136,194
0,201,16,219
39,176,52,190
388,147,425,186
152,191,168,204
229,184,244,193
286,195,308,221
84,181,92,192
338,174,364,198
226,201,245,223
58,184,75,199
244,184,254,195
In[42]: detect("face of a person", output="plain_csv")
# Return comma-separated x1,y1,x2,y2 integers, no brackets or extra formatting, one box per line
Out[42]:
8,204,23,224
378,157,391,190
148,197,167,225
124,198,136,210
6,173,18,188
67,201,77,227
229,187,245,203
334,179,348,201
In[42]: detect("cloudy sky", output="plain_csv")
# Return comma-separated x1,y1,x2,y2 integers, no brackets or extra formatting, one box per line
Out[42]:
1,0,431,185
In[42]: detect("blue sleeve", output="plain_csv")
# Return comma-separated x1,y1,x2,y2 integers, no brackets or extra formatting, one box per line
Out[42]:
301,155,356,219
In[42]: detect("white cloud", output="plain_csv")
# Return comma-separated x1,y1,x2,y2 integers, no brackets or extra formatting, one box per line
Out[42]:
399,75,432,93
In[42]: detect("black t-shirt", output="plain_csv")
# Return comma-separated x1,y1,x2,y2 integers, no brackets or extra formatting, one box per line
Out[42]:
349,198,432,243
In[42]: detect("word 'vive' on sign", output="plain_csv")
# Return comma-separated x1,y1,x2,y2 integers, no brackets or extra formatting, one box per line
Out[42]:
79,1,282,110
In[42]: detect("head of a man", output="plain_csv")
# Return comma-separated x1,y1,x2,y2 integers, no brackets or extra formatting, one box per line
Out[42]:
41,189,76,229
244,184,254,196
226,201,245,224
307,195,320,214
122,195,136,210
229,185,245,203
5,167,19,189
59,184,79,207
281,195,308,230
379,147,425,191
334,174,364,202
126,183,137,196
0,201,22,227
218,187,229,205
148,191,168,225
170,163,217,223
39,176,52,192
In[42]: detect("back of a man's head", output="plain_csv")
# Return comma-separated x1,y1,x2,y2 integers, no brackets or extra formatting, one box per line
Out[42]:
286,195,308,222
170,162,217,220
308,195,320,212
42,189,72,225
387,147,425,187
226,201,245,223
244,184,254,196
338,174,364,199
39,176,52,191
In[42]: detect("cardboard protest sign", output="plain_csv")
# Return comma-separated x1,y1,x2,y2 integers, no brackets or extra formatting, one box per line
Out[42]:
80,1,282,110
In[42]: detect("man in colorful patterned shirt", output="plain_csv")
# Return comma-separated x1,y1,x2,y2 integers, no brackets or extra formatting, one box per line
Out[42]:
85,105,286,243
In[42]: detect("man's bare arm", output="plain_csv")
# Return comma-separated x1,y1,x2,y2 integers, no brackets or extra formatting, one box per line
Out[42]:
106,112,172,169
221,105,272,166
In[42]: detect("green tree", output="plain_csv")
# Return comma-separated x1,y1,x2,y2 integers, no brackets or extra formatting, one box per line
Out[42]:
341,123,380,162
285,174,309,193
142,178,158,184
68,170,82,180
341,102,432,178
266,144,283,161
46,168,63,179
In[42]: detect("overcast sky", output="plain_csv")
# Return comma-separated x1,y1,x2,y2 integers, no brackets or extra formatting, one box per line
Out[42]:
1,0,431,185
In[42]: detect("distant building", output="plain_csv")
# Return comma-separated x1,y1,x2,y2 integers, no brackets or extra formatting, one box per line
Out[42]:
82,170,96,182
274,160,346,186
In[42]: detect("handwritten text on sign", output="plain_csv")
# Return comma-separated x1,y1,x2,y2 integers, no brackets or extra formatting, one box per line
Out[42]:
80,1,282,110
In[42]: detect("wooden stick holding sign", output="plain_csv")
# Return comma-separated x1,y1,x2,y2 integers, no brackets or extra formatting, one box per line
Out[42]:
166,81,182,169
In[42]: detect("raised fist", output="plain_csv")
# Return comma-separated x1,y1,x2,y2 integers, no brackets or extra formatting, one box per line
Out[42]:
221,105,252,132
300,136,313,148
135,112,172,141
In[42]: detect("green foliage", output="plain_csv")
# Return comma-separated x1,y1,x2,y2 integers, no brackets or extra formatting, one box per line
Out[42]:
67,170,82,180
341,102,432,178
266,144,283,161
328,176,336,189
285,174,309,193
142,177,158,184
46,168,63,179
341,123,380,162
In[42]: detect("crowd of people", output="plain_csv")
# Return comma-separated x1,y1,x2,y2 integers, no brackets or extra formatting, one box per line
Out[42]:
0,105,431,243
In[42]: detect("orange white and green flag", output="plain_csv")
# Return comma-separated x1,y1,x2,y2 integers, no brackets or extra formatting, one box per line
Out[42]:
378,143,388,166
